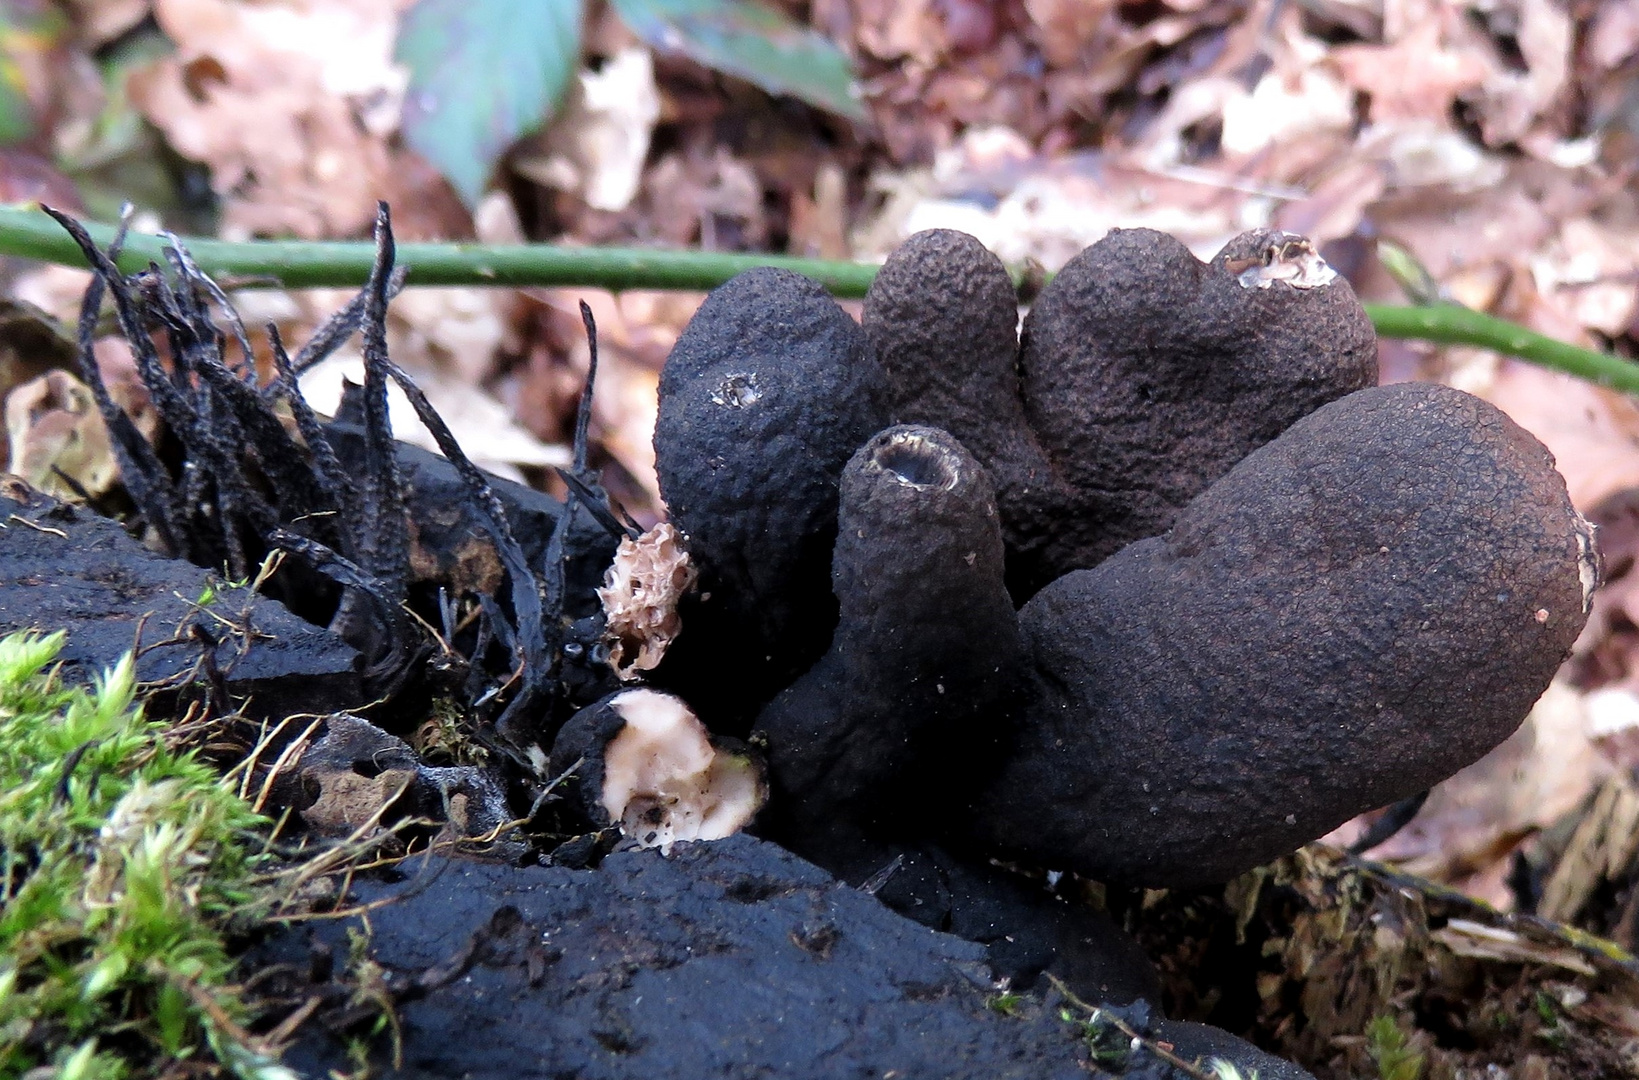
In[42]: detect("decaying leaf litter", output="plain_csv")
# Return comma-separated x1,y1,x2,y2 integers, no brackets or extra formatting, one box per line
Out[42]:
6,0,1639,1076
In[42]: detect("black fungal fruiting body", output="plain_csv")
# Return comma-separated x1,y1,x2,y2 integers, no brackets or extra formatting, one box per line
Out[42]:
863,227,1377,598
970,381,1594,886
651,226,1597,894
652,268,886,727
756,426,1023,835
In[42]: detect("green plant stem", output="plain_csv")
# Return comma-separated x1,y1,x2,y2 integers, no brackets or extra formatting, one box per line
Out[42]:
1364,302,1639,393
0,205,880,294
1,204,1637,395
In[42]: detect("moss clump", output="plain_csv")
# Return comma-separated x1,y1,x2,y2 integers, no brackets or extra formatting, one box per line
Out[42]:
0,632,289,1079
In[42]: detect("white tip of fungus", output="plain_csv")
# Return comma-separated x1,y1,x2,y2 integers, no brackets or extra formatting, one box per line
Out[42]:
600,689,764,853
598,522,698,680
869,429,959,491
1232,233,1337,290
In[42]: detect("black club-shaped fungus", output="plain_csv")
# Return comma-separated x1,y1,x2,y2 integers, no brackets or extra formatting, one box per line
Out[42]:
755,425,1023,837
863,227,1378,597
971,381,1597,887
648,228,1597,895
652,268,886,727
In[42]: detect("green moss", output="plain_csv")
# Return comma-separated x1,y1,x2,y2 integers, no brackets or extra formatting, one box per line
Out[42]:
1366,1015,1424,1080
985,991,1023,1017
0,632,291,1079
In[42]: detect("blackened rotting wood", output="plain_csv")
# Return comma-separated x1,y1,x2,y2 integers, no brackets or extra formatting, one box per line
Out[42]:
253,834,1100,1080
0,483,360,720
779,831,1164,1009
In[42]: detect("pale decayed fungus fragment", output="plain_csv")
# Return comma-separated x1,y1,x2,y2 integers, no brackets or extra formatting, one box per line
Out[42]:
551,688,766,853
1224,231,1338,290
598,522,697,679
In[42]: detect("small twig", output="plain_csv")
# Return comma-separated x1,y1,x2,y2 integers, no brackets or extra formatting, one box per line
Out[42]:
1045,973,1220,1080
262,994,324,1049
0,204,880,292
5,514,67,537
1364,301,1639,393
252,715,326,815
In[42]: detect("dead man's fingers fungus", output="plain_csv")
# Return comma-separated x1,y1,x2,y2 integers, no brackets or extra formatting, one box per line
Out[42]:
652,267,886,726
971,381,1597,887
755,425,1024,835
863,227,1378,598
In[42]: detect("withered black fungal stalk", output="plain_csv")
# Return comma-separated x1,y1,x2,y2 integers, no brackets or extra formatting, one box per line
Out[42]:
43,203,624,758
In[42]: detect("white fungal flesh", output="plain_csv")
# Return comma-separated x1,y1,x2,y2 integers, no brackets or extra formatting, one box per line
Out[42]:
600,689,763,853
710,372,761,408
870,430,960,491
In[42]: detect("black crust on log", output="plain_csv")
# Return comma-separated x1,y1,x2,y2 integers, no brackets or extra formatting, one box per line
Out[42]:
1153,1022,1316,1080
755,425,1024,834
653,268,886,727
971,382,1593,887
255,837,1103,1080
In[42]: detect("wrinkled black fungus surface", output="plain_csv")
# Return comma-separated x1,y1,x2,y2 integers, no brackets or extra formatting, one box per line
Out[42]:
653,268,886,727
260,835,1108,1080
972,382,1592,886
863,227,1378,597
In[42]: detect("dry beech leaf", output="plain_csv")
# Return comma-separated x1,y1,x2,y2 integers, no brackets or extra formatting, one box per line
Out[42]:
4,370,116,498
512,47,662,213
129,0,409,238
1329,16,1491,125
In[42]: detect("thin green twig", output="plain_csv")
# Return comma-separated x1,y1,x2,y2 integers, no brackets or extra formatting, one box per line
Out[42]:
0,205,878,294
1,204,1636,396
1364,303,1639,394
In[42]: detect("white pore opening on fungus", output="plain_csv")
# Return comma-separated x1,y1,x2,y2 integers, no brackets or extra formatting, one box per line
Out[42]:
870,430,959,491
600,688,764,854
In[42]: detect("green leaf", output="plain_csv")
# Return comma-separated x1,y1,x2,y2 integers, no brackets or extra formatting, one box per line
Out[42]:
611,0,865,122
395,0,584,208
